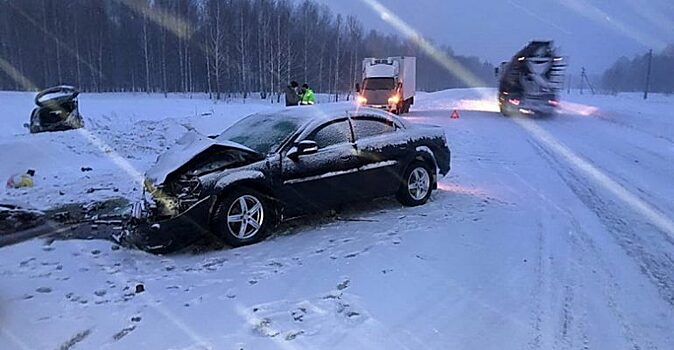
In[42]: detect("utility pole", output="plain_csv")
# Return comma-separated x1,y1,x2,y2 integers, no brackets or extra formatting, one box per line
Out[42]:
567,74,571,94
643,49,653,100
580,68,584,95
580,67,595,95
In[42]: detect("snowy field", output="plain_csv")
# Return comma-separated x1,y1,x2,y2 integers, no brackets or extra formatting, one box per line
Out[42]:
1,88,673,349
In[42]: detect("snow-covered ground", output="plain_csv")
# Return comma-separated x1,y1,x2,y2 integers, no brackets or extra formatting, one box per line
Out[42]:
1,89,673,349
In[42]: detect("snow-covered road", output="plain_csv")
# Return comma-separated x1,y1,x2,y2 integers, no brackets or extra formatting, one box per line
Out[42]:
1,89,673,349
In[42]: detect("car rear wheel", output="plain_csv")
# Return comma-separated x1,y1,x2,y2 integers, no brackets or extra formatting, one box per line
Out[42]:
397,161,433,206
212,188,273,247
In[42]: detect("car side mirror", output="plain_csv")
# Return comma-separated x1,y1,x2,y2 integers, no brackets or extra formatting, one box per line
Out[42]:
288,140,319,160
23,123,29,129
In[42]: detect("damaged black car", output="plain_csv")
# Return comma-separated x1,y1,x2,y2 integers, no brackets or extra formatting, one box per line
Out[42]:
129,105,451,251
27,85,84,133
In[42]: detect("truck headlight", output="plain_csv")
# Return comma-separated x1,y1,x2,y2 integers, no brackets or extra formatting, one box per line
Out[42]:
388,95,401,104
357,95,367,105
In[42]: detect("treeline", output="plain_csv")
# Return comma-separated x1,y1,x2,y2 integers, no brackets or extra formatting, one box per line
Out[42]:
601,45,674,94
0,0,495,98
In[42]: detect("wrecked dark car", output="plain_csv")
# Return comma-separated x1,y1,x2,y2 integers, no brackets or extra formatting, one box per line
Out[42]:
27,85,84,133
129,105,451,251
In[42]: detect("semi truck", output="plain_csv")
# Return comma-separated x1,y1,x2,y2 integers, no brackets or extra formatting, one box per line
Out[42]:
496,41,566,116
356,56,416,115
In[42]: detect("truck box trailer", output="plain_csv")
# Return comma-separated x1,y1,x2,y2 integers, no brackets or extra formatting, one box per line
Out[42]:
357,56,416,114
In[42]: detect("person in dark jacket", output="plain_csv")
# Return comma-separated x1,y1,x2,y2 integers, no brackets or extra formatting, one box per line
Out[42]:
285,81,301,106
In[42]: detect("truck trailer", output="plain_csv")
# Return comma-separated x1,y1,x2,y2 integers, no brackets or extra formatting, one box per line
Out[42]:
497,41,566,116
357,56,416,115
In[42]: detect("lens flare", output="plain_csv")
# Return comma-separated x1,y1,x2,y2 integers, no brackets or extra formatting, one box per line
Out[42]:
359,0,486,89
456,99,500,113
115,0,193,39
557,0,667,50
514,117,674,239
558,101,599,116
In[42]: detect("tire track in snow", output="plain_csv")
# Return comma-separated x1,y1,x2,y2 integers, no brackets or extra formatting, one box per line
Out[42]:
532,139,674,305
513,117,674,240
501,165,590,350
592,112,674,145
527,219,545,350
540,114,674,216
528,138,665,349
567,213,658,350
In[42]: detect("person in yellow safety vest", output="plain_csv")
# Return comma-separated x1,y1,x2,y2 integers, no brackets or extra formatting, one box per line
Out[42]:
300,83,316,105
6,169,35,189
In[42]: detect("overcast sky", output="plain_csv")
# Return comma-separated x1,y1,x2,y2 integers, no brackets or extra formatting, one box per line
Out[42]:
314,0,674,74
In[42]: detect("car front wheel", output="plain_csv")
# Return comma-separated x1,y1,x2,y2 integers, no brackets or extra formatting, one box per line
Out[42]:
212,188,273,247
397,161,434,206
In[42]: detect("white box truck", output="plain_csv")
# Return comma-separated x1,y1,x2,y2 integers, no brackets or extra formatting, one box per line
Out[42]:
357,56,416,114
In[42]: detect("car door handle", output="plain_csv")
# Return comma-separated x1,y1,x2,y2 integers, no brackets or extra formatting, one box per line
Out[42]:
339,156,351,161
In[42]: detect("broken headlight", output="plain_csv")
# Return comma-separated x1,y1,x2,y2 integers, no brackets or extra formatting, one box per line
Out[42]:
144,175,202,218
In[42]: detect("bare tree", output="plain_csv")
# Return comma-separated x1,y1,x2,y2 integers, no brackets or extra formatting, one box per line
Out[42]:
0,0,497,94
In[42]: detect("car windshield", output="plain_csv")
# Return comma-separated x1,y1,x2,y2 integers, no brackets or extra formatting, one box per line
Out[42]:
217,113,305,154
363,77,395,91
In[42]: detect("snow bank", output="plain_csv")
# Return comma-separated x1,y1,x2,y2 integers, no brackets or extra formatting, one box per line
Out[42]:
0,92,279,210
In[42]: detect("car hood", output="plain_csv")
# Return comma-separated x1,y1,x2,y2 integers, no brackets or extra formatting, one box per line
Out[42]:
146,131,259,185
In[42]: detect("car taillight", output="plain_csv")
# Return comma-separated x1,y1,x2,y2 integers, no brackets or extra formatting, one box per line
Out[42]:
356,95,367,105
388,95,401,104
509,98,520,106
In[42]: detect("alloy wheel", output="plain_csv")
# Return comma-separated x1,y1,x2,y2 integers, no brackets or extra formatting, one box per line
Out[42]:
226,195,265,239
407,167,430,201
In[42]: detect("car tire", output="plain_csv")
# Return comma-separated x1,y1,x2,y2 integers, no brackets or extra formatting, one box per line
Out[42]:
212,187,274,247
396,161,434,206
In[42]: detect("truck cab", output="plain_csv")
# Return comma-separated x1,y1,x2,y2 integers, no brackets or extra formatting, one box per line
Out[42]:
357,57,416,115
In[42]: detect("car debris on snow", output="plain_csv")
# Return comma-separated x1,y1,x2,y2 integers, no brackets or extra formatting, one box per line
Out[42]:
27,85,84,134
0,204,45,234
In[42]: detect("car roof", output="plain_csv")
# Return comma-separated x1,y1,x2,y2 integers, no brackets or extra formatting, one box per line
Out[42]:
242,103,407,151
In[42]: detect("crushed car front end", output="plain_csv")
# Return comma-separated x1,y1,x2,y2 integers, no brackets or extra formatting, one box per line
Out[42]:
127,175,215,252
122,131,264,252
